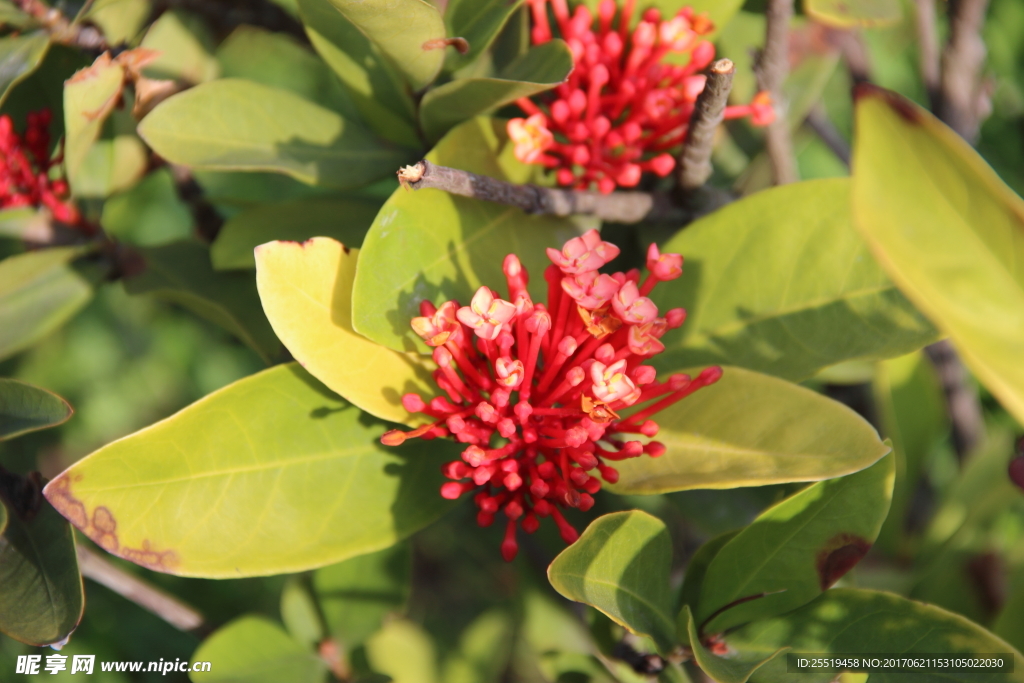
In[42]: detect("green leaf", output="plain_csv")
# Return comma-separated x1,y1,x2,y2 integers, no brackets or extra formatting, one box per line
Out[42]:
696,453,894,634
85,0,151,44
419,40,573,142
0,247,95,362
0,1,36,29
548,511,676,653
443,0,524,72
255,238,436,425
365,619,437,683
352,116,592,354
610,366,891,494
728,588,1024,683
0,378,73,440
0,207,46,240
313,542,410,649
101,167,193,246
43,363,459,577
216,25,358,119
63,54,125,184
190,615,327,683
682,606,784,683
212,198,379,270
0,33,49,106
297,0,419,149
0,500,5,536
994,584,1024,654
124,241,282,364
805,0,902,28
872,352,946,554
280,579,324,650
323,0,446,91
441,609,515,683
138,79,409,189
852,85,1024,427
678,530,738,630
140,9,220,83
0,495,84,647
651,178,937,382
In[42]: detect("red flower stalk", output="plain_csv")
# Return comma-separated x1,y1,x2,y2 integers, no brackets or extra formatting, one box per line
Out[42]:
508,0,775,193
382,230,721,560
0,110,82,227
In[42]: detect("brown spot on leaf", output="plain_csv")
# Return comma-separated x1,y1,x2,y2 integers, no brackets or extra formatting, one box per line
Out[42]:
816,533,871,590
852,83,923,124
122,540,180,572
42,475,180,572
422,37,470,54
43,475,88,529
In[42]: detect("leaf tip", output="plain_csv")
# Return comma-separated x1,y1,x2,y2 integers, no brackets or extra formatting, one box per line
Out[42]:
853,83,924,125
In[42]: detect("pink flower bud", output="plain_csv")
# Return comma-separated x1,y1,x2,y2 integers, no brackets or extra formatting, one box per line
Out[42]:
611,281,658,324
457,287,517,340
646,243,684,281
546,229,621,274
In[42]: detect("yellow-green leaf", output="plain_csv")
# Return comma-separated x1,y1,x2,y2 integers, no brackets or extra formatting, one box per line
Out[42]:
0,33,49,106
140,9,219,83
548,511,676,653
419,40,572,142
212,198,379,270
805,0,901,28
851,85,1024,427
138,79,409,189
610,367,891,494
191,615,326,683
0,247,95,362
323,0,447,91
64,55,125,185
255,238,434,425
351,117,591,354
682,606,785,683
652,179,937,382
43,363,459,577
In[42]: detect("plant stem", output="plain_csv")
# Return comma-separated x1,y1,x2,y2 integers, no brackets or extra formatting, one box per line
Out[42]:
76,544,205,632
914,0,942,110
397,161,689,224
678,59,735,190
756,0,798,185
938,0,992,142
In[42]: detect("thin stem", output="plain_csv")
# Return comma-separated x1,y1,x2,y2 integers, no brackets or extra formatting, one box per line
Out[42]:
937,0,991,142
805,105,850,166
914,0,942,110
397,161,689,224
755,0,798,185
678,59,735,190
76,544,205,633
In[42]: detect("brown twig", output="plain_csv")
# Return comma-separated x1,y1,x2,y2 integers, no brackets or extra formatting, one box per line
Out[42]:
76,544,205,632
805,105,850,166
914,0,942,110
755,0,798,185
397,161,689,224
925,340,985,459
937,0,992,142
168,164,224,242
16,0,108,50
678,59,735,190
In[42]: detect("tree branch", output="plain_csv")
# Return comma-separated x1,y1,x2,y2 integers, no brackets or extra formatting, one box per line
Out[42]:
937,0,992,142
805,105,850,166
16,0,108,50
755,0,798,185
678,59,735,190
397,161,690,224
914,0,942,110
77,544,205,632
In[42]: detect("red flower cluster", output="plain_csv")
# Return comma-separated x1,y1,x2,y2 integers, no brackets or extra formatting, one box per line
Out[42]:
0,110,80,225
508,0,775,193
382,230,721,560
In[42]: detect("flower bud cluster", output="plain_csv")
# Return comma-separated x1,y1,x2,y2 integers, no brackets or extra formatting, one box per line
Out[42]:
0,110,81,226
507,0,775,193
382,230,721,560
